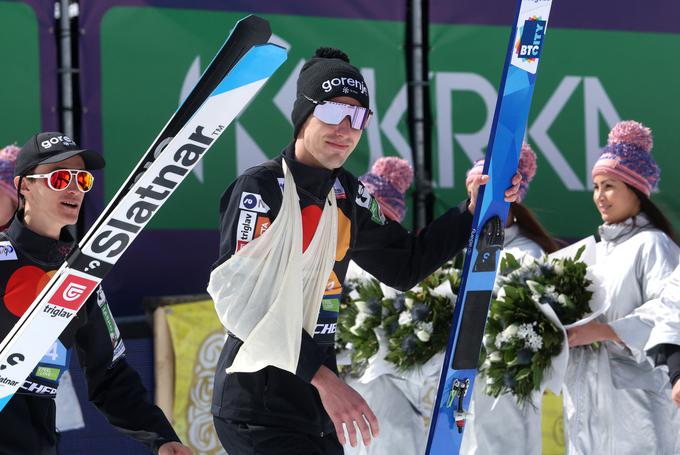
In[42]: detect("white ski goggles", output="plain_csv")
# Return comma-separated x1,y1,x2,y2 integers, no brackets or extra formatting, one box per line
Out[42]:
25,169,95,193
305,96,372,130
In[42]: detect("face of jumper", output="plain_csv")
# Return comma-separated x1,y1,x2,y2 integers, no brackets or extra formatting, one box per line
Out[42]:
592,174,641,224
294,96,363,170
16,155,87,237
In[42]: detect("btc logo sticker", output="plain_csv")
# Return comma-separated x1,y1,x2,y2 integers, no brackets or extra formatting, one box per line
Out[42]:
517,19,546,60
49,275,98,310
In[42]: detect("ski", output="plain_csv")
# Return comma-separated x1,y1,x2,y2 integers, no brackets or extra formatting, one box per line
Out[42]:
0,15,287,412
425,1,554,453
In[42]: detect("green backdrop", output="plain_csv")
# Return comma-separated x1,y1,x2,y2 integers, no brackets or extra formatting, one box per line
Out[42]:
0,2,42,148
99,8,680,238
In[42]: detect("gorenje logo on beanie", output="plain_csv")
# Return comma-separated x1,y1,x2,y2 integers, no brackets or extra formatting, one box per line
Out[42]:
40,135,76,150
290,47,370,138
320,77,368,95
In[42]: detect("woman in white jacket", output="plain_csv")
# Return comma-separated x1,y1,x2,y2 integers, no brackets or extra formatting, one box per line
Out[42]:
563,120,680,454
344,157,526,455
461,143,559,455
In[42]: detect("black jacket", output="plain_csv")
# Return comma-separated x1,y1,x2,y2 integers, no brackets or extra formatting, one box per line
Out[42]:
0,215,180,454
212,145,472,435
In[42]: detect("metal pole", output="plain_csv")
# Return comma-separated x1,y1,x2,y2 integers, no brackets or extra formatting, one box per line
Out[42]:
57,0,85,236
58,0,74,138
406,0,432,230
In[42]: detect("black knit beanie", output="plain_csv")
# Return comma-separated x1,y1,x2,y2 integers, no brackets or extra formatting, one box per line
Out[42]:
291,47,370,139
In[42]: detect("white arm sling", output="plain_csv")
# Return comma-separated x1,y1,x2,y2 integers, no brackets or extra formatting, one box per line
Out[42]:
208,161,338,374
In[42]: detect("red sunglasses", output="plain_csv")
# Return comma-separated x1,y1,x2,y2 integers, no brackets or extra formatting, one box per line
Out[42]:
26,169,95,193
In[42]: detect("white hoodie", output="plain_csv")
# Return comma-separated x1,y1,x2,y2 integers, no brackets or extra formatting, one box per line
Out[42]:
563,214,680,455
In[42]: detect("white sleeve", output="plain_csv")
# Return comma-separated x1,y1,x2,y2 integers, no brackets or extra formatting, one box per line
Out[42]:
644,264,680,353
609,235,680,358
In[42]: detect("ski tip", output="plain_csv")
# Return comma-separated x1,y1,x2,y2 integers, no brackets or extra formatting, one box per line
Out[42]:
234,15,272,37
211,43,287,96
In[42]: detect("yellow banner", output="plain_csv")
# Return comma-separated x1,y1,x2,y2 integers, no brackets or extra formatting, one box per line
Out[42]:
542,391,565,454
165,299,226,455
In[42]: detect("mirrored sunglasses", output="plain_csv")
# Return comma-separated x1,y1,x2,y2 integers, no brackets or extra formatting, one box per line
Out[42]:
26,169,95,193
306,96,372,130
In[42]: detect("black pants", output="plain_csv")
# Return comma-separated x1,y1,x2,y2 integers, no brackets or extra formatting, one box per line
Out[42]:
214,416,344,455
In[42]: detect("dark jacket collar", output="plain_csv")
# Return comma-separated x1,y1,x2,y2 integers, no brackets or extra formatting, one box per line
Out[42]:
6,213,77,264
281,143,340,202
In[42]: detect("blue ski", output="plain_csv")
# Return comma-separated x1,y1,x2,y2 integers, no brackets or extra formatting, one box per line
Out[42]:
0,15,287,413
425,1,554,453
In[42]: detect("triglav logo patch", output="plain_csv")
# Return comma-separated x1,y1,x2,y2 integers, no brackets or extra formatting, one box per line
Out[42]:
49,275,98,311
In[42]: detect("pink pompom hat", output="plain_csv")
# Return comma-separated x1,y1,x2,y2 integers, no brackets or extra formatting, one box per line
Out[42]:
465,143,538,203
591,120,659,197
359,156,414,222
0,144,19,204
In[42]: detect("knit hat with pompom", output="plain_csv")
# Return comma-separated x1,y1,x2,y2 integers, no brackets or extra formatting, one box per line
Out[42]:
359,157,413,222
0,144,19,204
592,120,659,196
465,143,538,203
291,47,369,139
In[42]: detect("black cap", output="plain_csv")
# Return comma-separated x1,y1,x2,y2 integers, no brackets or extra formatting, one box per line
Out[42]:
291,47,370,139
14,132,106,177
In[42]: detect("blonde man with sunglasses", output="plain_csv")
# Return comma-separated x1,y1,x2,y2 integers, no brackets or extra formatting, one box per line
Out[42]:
209,48,521,455
0,132,191,455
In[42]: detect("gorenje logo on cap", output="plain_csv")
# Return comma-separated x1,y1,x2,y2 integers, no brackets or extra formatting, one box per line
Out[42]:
321,77,368,96
41,135,76,150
